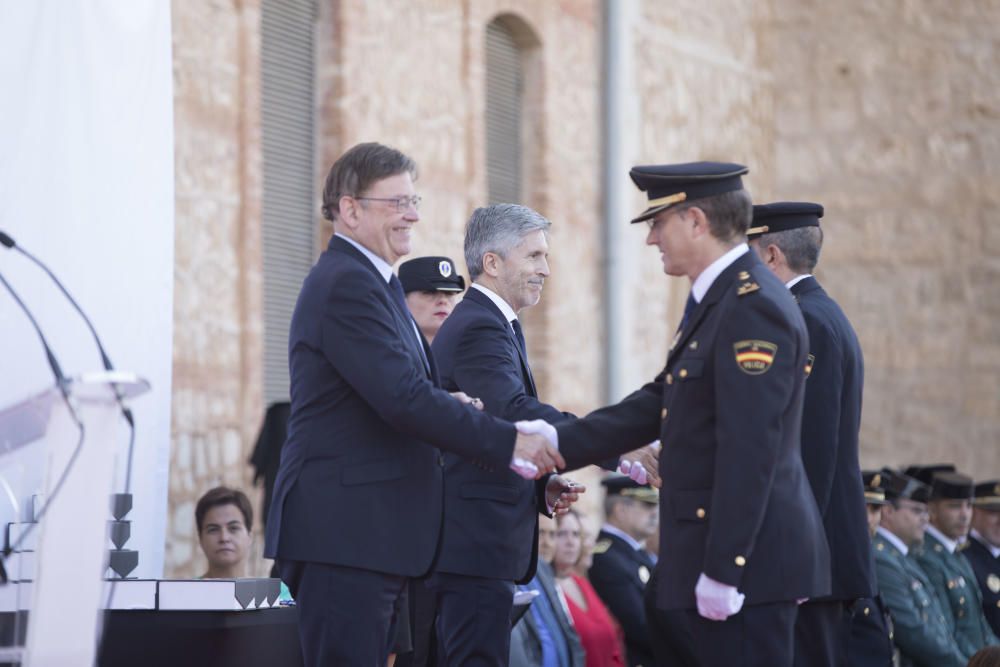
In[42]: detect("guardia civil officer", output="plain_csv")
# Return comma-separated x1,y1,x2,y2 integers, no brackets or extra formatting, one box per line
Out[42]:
543,162,830,666
748,202,873,667
844,470,896,667
873,468,965,667
589,477,659,667
966,480,1000,637
912,469,999,659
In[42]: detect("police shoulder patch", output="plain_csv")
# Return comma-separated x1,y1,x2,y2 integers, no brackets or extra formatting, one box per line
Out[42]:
592,539,612,555
733,340,777,375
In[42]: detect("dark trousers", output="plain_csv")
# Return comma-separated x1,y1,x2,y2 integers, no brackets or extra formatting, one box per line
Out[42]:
395,577,439,667
645,586,796,666
279,559,406,667
793,599,848,667
425,571,515,667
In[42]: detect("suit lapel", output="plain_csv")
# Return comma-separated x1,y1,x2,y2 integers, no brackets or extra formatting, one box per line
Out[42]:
330,237,432,379
466,289,538,397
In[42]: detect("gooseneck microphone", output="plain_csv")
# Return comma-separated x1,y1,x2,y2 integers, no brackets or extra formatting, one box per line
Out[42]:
0,229,136,491
0,270,68,394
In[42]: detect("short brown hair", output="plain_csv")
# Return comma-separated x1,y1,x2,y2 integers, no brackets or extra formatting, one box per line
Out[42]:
321,142,417,221
676,189,753,244
195,487,253,534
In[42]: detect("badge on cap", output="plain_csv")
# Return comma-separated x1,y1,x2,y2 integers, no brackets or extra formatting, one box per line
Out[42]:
734,340,777,375
438,260,453,278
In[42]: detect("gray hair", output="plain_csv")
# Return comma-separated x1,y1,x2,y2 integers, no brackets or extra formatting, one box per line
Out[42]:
464,204,551,281
757,226,824,273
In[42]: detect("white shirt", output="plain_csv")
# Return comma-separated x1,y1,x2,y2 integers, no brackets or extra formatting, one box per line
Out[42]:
971,528,1000,557
925,524,961,554
335,233,392,282
601,523,645,551
471,283,518,326
785,274,812,290
691,243,749,303
877,526,910,556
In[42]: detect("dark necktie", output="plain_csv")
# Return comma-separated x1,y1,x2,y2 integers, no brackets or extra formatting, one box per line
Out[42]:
511,319,528,360
388,274,429,372
679,291,697,333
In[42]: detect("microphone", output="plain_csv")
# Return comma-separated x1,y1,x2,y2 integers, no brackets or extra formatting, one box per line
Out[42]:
0,271,68,394
0,230,136,489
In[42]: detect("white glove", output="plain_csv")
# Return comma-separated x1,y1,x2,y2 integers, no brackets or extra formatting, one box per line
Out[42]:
694,573,745,621
618,459,648,485
510,420,559,479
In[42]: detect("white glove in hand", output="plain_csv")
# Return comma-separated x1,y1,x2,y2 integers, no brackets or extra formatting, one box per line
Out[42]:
618,459,648,485
695,573,745,621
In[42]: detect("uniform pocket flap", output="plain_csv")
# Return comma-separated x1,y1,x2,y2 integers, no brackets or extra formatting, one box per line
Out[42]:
672,488,711,522
341,460,408,486
674,358,704,380
460,482,520,505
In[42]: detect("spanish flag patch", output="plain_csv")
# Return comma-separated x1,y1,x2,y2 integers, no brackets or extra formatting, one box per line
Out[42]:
733,340,777,375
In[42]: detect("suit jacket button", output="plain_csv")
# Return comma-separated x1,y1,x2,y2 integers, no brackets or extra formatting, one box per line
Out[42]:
735,555,746,567
863,607,870,616
696,508,706,519
679,368,688,378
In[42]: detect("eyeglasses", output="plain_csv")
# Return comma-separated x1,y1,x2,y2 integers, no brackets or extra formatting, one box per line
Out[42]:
355,195,422,213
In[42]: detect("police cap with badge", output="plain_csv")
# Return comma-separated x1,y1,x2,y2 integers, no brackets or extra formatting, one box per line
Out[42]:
862,470,888,506
974,480,1000,510
398,256,465,294
629,161,749,224
747,202,824,240
602,475,659,505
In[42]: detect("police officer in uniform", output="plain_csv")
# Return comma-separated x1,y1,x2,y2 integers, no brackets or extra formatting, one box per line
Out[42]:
550,162,831,666
589,477,659,667
748,202,874,667
873,469,965,667
398,255,466,344
844,470,896,667
966,480,1000,638
913,470,999,659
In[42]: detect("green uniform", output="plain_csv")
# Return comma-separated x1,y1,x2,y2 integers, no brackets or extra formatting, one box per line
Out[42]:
872,531,965,667
914,530,999,660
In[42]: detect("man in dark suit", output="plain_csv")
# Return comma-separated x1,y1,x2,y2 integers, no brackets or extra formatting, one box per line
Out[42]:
535,162,831,666
589,477,659,667
747,202,873,666
263,142,562,667
967,480,1000,637
428,203,585,665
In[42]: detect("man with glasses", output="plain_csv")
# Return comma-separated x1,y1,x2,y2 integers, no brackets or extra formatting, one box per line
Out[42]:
264,142,563,666
912,469,999,659
873,468,965,666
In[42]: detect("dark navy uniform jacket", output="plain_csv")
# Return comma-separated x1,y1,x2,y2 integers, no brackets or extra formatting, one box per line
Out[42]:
588,530,656,667
431,286,571,583
264,236,516,576
791,276,875,601
557,250,831,609
962,535,1000,640
845,594,896,667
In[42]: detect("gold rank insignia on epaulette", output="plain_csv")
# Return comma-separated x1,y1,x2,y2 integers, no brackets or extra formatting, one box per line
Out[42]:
736,280,759,296
804,354,815,377
592,539,612,555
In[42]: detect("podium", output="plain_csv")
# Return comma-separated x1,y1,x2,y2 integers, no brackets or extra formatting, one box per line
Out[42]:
0,372,148,666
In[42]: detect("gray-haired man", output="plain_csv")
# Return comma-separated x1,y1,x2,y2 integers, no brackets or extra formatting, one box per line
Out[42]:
426,203,586,666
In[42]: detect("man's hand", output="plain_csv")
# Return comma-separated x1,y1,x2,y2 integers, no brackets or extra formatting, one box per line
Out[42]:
694,573,745,621
545,475,586,515
449,391,484,411
510,421,564,479
620,441,662,488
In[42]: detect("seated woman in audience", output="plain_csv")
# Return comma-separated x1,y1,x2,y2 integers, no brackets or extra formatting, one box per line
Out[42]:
552,509,624,667
195,486,291,602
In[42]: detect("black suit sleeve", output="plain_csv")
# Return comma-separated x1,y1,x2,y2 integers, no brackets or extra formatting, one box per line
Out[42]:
448,315,572,423
798,309,842,515
555,377,664,471
321,270,516,469
705,297,799,586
